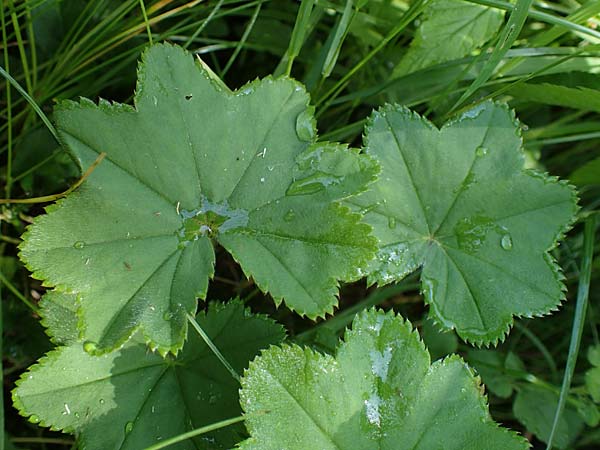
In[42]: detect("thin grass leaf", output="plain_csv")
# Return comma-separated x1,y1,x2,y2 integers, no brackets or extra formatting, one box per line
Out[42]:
452,0,534,110
546,215,597,449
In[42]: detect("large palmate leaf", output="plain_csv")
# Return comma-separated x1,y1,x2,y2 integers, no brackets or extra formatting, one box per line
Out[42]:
19,43,377,355
13,301,285,450
393,0,504,77
239,309,528,449
348,102,577,344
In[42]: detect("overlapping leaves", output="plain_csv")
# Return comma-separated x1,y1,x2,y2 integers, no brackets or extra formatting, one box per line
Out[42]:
13,300,285,450
239,308,528,449
19,43,377,355
349,102,577,344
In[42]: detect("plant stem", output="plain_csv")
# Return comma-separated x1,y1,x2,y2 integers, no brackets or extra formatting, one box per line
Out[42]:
143,416,245,450
186,312,240,382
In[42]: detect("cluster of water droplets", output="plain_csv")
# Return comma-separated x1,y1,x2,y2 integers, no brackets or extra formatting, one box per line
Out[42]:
177,196,248,245
373,243,419,284
453,215,513,254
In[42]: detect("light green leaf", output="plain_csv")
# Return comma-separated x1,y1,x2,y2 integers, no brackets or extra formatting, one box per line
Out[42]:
393,0,504,76
239,308,528,450
18,43,377,355
348,102,577,344
13,300,285,450
513,385,584,449
38,291,78,345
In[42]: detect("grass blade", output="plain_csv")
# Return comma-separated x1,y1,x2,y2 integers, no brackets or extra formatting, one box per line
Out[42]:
546,215,597,449
143,416,245,450
186,312,240,382
452,0,534,111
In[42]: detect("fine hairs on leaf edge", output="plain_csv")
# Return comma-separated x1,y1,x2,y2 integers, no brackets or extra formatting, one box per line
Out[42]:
361,101,579,347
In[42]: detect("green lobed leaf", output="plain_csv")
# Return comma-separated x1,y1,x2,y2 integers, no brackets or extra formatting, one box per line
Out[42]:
12,300,285,450
513,385,584,449
239,308,528,450
348,101,578,344
393,0,504,77
18,43,377,355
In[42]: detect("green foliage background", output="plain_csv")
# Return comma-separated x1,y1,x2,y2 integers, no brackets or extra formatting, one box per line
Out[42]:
0,0,599,449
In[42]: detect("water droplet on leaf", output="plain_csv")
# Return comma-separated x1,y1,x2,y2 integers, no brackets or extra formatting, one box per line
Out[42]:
388,217,397,229
475,146,488,157
295,109,315,142
125,421,134,434
73,241,85,249
284,209,295,222
83,341,97,353
500,234,513,250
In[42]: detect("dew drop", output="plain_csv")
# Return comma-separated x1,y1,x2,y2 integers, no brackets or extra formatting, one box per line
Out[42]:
475,146,488,157
83,341,98,353
387,216,397,229
73,241,85,249
295,109,315,142
99,399,105,405
284,209,296,222
500,234,513,250
125,421,134,434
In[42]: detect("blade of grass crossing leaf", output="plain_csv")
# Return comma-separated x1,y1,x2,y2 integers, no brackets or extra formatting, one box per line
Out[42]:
1,6,12,198
546,215,597,450
186,312,240,382
139,0,153,44
143,416,245,450
465,0,600,41
282,0,316,76
321,0,355,77
0,65,58,142
452,0,533,111
221,1,262,76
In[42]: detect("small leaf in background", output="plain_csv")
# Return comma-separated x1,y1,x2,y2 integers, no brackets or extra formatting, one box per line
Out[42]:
586,345,600,403
239,309,528,450
571,157,600,186
420,316,458,360
12,301,285,450
466,349,524,398
348,102,577,344
513,385,585,449
393,0,504,77
19,43,377,355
